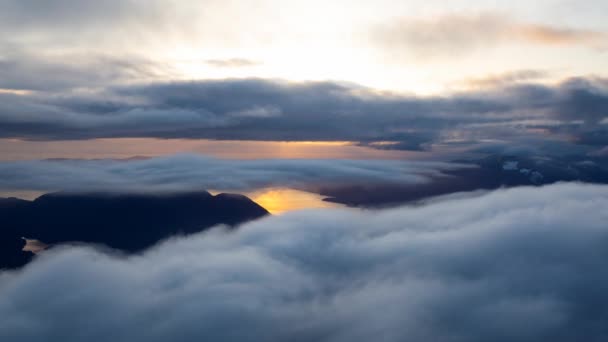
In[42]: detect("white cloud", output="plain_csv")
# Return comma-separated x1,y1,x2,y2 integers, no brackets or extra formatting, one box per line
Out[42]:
1,183,607,341
0,154,468,193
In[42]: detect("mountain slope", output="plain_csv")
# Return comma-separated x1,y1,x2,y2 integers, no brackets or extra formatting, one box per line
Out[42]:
0,191,269,269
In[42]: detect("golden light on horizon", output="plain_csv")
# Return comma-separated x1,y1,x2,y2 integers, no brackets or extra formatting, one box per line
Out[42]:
3,187,344,214
0,138,417,161
246,188,342,214
0,88,33,95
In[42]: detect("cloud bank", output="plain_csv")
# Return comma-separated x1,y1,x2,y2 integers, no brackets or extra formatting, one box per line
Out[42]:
0,154,467,193
1,78,607,155
1,183,607,341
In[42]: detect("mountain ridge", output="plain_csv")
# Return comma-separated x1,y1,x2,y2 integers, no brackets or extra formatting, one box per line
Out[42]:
0,190,269,269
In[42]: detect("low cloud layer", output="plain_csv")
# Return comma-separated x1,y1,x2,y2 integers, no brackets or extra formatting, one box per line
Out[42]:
1,183,607,341
1,78,607,155
0,154,467,193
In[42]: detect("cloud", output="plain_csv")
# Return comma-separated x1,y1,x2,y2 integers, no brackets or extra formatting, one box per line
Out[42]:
0,154,468,193
1,183,608,341
375,13,508,58
375,13,608,59
457,69,550,89
0,0,179,42
0,0,283,53
0,51,166,91
515,24,607,45
1,77,607,154
205,58,262,68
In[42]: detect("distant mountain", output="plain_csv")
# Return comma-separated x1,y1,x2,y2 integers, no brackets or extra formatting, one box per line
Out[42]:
0,191,269,269
0,232,34,270
457,154,608,186
321,154,608,207
0,198,35,269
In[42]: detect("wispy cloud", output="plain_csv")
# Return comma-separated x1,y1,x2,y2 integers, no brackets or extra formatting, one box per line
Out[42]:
205,58,261,68
514,24,606,45
375,12,608,59
0,51,166,91
457,69,550,89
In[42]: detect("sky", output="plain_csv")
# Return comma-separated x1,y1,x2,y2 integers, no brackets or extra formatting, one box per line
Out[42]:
0,1,607,163
2,0,607,93
0,0,607,205
0,0,606,83
2,2,608,340
1,0,607,212
0,0,608,166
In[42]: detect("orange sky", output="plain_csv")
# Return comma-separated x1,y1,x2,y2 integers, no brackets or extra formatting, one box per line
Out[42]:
0,138,420,161
0,138,419,212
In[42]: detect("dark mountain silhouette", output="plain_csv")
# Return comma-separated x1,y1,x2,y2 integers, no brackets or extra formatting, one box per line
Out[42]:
320,154,608,207
0,198,34,269
0,191,269,269
0,233,34,270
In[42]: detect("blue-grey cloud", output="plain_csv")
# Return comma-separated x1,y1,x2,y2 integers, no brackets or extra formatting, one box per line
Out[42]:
0,0,168,35
0,51,165,91
0,154,468,193
1,183,607,341
1,78,607,154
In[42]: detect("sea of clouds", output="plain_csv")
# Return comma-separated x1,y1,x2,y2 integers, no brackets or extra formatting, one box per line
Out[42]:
1,183,607,342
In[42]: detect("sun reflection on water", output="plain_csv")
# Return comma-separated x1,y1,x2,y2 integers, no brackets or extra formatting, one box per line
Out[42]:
245,188,342,215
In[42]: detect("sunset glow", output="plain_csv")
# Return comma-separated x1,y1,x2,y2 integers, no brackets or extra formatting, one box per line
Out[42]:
1,1,608,340
246,188,342,214
0,138,418,161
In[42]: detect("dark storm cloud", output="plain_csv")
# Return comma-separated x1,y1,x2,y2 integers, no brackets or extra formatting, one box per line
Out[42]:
1,77,607,153
553,77,608,123
1,183,608,341
0,154,466,193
